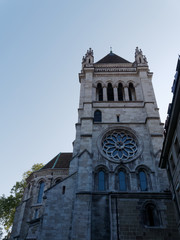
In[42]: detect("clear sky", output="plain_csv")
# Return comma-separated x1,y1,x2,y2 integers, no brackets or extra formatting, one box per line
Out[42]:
0,0,180,197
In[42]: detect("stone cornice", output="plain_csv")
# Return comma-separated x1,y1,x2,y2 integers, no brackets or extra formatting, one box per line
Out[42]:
76,191,172,199
145,117,160,123
80,117,94,120
94,63,133,68
94,67,136,73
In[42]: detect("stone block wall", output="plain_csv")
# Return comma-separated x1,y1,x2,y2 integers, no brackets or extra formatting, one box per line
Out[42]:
91,194,110,240
39,173,77,240
111,194,180,240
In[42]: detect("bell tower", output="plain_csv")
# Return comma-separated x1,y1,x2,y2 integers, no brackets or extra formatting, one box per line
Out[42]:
10,48,180,240
29,48,180,240
69,48,179,240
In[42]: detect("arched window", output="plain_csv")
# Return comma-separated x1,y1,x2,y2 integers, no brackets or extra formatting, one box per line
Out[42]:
37,181,45,203
119,171,126,191
118,83,124,101
94,110,102,122
96,83,103,101
144,203,160,227
139,171,147,191
55,178,62,184
98,170,105,191
128,83,136,101
107,83,114,101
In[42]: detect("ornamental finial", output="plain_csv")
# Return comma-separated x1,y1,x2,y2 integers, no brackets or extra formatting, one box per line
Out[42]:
135,47,148,65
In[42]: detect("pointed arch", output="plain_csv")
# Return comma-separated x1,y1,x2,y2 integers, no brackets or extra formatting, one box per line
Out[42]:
128,83,136,101
139,170,147,191
135,165,152,191
107,83,114,101
115,166,130,191
96,83,103,101
94,165,109,191
98,170,105,191
119,170,126,191
37,180,45,203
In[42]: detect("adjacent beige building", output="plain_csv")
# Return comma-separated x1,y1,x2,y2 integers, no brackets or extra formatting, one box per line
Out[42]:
11,48,180,240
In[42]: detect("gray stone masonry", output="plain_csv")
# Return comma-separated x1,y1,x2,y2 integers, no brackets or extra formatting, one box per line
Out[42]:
10,48,180,240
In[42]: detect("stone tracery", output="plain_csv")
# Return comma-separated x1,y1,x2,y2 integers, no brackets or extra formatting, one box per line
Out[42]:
102,130,138,162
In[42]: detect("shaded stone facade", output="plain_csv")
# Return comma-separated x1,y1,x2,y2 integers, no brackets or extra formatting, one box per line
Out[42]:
11,48,180,240
160,56,180,231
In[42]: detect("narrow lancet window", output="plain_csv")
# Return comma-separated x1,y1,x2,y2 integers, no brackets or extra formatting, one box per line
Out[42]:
139,171,147,191
37,181,45,203
98,171,105,191
117,115,120,122
119,171,126,191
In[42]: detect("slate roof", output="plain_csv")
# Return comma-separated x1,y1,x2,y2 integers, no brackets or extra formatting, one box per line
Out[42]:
96,52,131,64
41,152,72,170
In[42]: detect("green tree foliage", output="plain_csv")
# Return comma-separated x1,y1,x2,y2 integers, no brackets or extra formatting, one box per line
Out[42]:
0,163,44,234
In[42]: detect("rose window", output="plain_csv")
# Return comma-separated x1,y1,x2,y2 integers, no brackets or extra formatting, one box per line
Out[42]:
102,130,138,162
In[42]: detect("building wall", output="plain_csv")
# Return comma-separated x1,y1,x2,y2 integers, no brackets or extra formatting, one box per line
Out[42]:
160,56,180,231
39,173,77,240
111,195,179,240
10,167,70,240
65,49,179,239
10,49,180,240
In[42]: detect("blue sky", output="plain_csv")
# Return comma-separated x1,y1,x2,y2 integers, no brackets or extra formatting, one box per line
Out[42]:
0,0,180,197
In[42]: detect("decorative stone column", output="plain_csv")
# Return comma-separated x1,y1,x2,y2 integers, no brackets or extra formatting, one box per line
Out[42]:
103,87,107,101
124,86,129,101
113,87,118,101
92,87,96,101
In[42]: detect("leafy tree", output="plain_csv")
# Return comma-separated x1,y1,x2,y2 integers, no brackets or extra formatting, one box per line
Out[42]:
0,163,44,235
0,227,3,240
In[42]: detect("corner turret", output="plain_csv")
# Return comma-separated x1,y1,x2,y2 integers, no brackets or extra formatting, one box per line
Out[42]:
134,47,148,67
82,48,94,69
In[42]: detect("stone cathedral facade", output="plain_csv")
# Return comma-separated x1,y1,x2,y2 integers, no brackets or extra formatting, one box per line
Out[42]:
11,48,180,240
